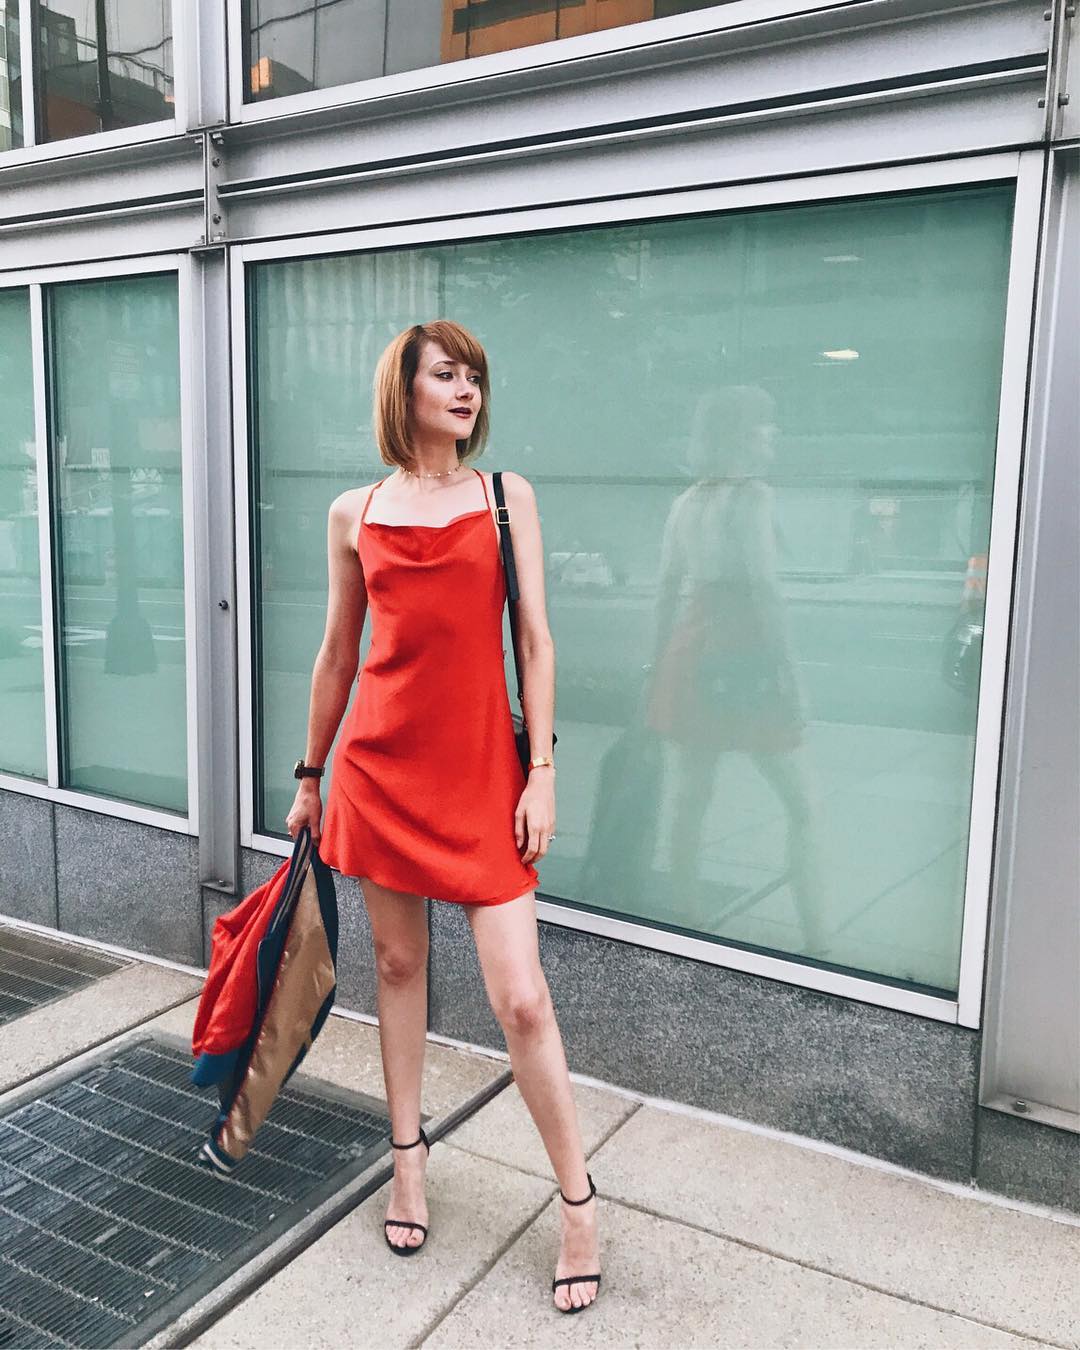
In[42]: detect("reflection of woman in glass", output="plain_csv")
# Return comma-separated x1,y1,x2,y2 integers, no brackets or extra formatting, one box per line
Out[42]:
284,322,601,1313
645,385,826,955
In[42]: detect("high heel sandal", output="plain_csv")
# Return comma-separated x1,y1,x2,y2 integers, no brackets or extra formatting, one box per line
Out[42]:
552,1172,602,1313
383,1125,431,1257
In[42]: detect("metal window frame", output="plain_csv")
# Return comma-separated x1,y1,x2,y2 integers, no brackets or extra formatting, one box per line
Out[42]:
226,0,879,124
233,148,1039,1028
0,254,198,837
4,0,184,160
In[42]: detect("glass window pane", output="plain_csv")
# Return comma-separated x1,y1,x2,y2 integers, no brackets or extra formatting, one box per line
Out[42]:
1,0,24,150
0,288,44,777
35,0,173,143
49,273,186,811
244,0,720,99
249,184,1013,994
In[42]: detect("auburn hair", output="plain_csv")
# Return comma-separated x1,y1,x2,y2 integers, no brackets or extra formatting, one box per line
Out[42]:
372,320,491,468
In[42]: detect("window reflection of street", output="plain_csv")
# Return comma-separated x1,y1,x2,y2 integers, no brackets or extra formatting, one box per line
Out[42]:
34,1,173,142
243,0,720,99
642,385,827,957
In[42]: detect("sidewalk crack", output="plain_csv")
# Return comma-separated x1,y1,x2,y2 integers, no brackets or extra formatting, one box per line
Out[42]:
608,1192,1071,1350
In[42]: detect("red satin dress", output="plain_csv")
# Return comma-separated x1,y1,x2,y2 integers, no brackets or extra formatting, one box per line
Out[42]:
318,468,540,905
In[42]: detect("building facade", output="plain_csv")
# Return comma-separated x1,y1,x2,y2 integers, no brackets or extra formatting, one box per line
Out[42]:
1,0,1076,1211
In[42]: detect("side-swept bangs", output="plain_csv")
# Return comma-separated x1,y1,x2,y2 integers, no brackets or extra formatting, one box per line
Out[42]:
373,320,491,468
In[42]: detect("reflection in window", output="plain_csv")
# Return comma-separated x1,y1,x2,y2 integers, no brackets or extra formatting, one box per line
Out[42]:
248,185,1013,994
49,274,186,811
244,0,726,99
0,289,43,777
34,0,173,142
1,0,24,149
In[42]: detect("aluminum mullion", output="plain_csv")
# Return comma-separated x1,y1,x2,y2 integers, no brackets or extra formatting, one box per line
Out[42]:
28,283,57,788
231,254,255,850
0,255,189,289
226,0,245,129
0,779,191,831
177,257,200,838
182,248,240,885
170,0,190,133
954,148,1046,1031
0,118,177,170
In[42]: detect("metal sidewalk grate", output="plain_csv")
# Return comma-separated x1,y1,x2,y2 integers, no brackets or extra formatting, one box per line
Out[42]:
0,1034,394,1348
0,928,127,1027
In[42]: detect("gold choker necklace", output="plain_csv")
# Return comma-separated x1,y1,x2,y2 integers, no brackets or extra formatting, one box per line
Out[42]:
402,463,464,479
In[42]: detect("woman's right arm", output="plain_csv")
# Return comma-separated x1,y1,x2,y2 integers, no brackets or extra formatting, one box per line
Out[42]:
285,489,370,840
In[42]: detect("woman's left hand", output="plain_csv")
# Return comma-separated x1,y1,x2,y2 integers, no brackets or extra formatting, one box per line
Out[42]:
515,768,556,864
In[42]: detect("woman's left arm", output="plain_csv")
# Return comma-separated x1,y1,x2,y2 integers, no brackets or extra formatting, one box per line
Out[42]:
502,471,556,865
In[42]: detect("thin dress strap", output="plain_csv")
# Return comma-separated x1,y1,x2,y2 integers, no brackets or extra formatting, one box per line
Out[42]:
473,467,491,509
360,477,386,525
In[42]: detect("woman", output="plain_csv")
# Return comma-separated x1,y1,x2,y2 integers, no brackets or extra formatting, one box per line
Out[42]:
285,320,602,1314
645,384,825,952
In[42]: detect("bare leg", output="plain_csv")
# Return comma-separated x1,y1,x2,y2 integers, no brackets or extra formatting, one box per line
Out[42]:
465,891,601,1312
747,748,829,956
359,876,431,1250
667,740,721,923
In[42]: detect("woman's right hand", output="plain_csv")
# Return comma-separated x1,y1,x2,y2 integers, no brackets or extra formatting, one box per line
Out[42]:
286,781,323,843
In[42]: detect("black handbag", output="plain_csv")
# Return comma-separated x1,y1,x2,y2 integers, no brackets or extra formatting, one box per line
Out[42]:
492,470,557,776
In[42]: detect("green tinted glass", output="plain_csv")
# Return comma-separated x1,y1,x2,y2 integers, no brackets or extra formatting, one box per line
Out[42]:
251,184,1013,992
0,288,43,777
49,274,186,811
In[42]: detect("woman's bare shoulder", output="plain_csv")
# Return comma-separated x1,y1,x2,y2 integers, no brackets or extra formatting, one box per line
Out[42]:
330,482,381,511
489,469,536,507
328,484,381,541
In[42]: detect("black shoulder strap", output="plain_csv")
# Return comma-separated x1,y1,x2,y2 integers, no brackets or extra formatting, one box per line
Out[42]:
492,471,525,710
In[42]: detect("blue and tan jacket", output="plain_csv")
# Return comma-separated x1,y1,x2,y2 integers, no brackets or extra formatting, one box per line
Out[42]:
190,826,338,1175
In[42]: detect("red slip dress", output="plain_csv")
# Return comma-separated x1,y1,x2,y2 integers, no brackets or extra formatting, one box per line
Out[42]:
318,467,540,906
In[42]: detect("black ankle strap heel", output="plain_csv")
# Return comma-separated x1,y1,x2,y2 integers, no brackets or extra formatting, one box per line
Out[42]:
553,1172,601,1312
390,1125,430,1152
558,1171,595,1205
384,1125,431,1257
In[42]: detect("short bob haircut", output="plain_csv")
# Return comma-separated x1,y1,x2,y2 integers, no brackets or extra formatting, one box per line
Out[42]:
373,320,491,469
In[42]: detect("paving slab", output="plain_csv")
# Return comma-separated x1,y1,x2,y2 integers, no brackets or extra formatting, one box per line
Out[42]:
0,959,201,1092
588,1104,1080,1346
187,1145,555,1350
444,1078,639,1178
147,999,510,1118
421,1193,1044,1350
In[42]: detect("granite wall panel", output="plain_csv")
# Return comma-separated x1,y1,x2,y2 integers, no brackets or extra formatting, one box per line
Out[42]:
975,1108,1080,1213
0,789,57,926
55,806,201,965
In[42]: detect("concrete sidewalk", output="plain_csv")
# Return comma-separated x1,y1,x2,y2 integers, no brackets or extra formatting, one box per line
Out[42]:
179,1021,1080,1350
0,936,1077,1350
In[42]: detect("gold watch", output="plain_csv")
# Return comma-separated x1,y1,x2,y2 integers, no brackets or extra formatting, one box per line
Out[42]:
528,755,555,772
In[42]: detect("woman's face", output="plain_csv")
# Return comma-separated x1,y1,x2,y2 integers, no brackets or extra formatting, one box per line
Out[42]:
407,339,482,444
